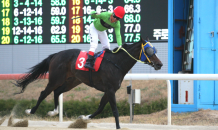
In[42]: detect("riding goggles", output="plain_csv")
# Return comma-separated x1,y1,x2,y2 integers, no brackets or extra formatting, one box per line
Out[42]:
139,41,157,63
113,13,121,20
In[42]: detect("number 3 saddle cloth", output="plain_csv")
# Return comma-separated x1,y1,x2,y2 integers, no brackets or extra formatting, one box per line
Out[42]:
75,50,106,71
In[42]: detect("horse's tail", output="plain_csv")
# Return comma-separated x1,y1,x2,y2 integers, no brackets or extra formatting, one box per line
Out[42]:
14,53,57,94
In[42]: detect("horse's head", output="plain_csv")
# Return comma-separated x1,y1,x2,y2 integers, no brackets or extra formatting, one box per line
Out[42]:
139,37,163,70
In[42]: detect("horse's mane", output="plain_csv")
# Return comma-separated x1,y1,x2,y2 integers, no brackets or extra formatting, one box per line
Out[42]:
112,41,140,53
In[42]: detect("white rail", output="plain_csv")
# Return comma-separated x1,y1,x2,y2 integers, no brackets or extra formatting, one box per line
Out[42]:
59,74,218,125
124,74,218,80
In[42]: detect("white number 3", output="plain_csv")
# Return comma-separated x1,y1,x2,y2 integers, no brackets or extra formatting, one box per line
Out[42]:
77,57,85,68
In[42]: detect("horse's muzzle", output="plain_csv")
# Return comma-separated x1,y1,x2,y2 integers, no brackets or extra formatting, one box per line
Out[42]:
155,63,163,70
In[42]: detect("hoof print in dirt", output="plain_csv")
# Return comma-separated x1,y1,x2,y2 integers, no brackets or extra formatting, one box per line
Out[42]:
68,115,91,128
0,116,6,125
8,115,28,127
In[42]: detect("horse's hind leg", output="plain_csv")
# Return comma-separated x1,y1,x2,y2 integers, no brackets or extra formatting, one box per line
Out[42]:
27,74,66,114
87,93,108,119
27,82,55,114
48,77,81,116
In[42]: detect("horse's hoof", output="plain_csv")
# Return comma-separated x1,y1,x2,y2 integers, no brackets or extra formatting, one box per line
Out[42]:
77,115,91,123
47,111,59,116
77,115,85,119
25,109,31,115
83,114,91,120
78,115,91,120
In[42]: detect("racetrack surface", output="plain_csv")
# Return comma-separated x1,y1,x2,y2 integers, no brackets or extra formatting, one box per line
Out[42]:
0,119,218,130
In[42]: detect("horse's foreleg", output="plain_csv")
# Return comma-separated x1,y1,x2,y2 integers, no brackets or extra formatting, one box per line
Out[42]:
107,89,120,129
88,93,108,119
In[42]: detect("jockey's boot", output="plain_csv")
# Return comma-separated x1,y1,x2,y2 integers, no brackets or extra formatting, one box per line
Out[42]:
84,54,95,70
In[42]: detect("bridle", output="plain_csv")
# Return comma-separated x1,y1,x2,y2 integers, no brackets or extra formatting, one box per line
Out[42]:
112,41,157,65
139,41,157,66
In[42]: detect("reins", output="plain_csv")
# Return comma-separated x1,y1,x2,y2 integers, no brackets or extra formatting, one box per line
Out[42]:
89,42,152,86
112,42,151,63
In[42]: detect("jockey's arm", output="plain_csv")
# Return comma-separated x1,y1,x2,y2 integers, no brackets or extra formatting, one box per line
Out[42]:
90,10,102,18
114,27,122,46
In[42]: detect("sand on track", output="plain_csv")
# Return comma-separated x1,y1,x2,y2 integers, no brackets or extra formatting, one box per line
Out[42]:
1,119,218,130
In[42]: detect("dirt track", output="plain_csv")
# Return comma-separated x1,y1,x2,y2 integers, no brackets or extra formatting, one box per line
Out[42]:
1,80,218,130
2,109,218,130
1,124,218,130
1,119,218,130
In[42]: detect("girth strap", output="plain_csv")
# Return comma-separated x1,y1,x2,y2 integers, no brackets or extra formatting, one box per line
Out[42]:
89,69,93,87
104,58,124,75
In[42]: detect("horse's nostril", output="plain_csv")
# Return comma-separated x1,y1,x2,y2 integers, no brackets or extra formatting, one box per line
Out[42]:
157,64,163,68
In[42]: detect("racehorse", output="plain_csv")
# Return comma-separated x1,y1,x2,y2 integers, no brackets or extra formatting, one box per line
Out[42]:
14,37,163,129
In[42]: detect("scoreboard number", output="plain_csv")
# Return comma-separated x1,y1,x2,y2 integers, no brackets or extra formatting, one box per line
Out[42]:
0,0,167,44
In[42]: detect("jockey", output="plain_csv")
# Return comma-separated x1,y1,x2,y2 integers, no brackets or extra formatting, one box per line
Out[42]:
84,6,125,70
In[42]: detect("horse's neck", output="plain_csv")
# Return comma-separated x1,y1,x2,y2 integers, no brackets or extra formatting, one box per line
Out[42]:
117,44,141,74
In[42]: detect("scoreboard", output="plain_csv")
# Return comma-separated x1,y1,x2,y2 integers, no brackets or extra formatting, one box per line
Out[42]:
0,0,168,44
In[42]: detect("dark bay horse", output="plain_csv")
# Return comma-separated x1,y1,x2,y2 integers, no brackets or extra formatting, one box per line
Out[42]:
14,37,163,129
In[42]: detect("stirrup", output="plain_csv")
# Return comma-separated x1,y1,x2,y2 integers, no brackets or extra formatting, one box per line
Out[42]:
84,65,94,70
84,55,95,70
84,62,94,70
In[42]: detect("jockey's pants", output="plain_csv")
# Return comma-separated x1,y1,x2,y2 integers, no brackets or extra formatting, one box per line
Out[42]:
89,23,110,53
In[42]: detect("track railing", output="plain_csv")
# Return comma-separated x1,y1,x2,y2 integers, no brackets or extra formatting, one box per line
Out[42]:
124,74,218,125
1,73,218,125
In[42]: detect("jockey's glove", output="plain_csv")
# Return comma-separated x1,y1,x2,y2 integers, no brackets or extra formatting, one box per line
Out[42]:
96,10,101,15
90,10,101,15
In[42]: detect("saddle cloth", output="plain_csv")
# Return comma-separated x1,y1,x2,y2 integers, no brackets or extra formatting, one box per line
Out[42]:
75,51,105,71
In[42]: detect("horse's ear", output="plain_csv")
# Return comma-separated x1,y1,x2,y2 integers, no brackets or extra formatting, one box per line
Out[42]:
146,36,149,41
140,36,144,43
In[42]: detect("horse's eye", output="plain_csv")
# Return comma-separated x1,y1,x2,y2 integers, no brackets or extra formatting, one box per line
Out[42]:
145,47,154,56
